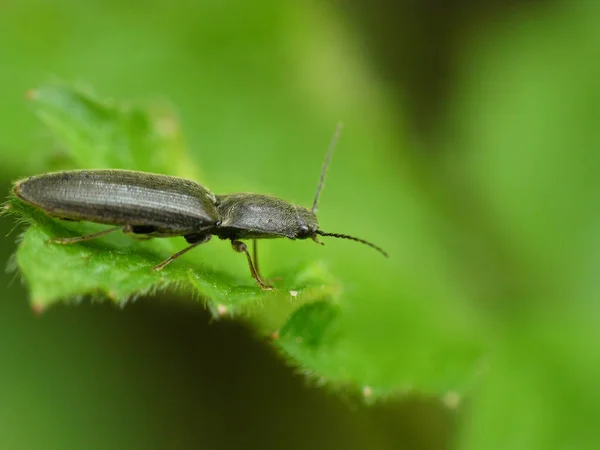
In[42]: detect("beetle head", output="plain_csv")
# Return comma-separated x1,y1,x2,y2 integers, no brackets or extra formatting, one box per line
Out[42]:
294,206,319,240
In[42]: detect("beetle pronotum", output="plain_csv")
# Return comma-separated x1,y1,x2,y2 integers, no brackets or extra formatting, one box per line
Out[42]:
12,124,387,289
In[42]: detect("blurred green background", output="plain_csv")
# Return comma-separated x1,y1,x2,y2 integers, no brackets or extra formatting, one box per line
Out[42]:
1,1,600,449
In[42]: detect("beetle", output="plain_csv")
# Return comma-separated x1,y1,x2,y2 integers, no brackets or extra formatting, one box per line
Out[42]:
11,124,387,289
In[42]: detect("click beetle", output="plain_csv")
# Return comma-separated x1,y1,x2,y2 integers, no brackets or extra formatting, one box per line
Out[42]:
12,124,387,289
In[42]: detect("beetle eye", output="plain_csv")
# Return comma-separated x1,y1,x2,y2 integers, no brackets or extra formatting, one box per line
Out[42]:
297,225,310,239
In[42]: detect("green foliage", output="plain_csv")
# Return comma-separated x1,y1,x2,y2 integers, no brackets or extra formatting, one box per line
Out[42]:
3,1,600,448
6,84,481,399
7,85,338,331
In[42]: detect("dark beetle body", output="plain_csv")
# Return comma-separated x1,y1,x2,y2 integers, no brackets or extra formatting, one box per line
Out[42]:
13,170,318,242
10,125,387,289
13,170,219,237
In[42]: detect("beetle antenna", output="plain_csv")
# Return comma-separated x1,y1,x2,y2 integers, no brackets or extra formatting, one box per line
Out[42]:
315,230,388,258
312,122,343,214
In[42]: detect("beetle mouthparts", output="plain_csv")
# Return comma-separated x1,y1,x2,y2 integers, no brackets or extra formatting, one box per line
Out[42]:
311,234,325,246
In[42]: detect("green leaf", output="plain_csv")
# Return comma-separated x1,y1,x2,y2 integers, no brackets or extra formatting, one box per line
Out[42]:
8,84,337,333
5,83,483,399
27,84,197,177
278,301,342,368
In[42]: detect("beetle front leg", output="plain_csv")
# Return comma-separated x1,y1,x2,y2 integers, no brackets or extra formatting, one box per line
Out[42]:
252,239,262,280
231,240,273,291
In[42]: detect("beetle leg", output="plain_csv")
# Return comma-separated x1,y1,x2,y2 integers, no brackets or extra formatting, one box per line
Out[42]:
311,234,325,246
48,226,121,244
153,235,211,271
231,240,273,291
129,235,153,241
252,239,262,280
251,240,282,285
